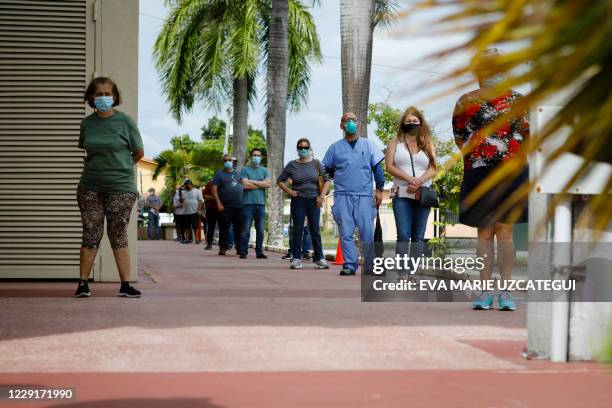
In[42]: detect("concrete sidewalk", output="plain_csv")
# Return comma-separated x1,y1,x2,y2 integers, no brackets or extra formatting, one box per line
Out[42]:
0,240,609,407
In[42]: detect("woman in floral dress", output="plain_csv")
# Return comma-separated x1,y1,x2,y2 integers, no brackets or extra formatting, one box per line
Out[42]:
452,50,529,311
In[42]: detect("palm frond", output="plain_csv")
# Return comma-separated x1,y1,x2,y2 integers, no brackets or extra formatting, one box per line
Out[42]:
413,0,612,228
373,0,399,29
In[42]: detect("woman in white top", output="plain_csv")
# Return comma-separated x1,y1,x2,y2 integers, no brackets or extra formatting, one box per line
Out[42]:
385,107,437,270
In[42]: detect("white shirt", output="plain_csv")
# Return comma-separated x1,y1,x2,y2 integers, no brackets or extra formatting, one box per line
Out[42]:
181,188,203,215
392,141,432,199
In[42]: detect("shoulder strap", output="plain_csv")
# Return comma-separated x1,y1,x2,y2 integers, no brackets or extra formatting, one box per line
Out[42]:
404,140,416,177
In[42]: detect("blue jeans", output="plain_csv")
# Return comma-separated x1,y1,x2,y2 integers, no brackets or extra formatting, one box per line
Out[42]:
290,196,323,261
392,197,430,262
148,212,160,239
288,223,312,256
240,204,265,256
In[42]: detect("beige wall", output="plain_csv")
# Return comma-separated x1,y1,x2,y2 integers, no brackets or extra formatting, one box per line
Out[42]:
93,0,140,282
137,158,166,195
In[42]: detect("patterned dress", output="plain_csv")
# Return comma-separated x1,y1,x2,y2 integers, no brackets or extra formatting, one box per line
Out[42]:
453,89,529,170
452,89,529,227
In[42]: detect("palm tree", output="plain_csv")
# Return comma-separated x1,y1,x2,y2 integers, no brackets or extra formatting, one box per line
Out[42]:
339,0,397,137
265,0,289,247
152,136,222,209
154,0,321,166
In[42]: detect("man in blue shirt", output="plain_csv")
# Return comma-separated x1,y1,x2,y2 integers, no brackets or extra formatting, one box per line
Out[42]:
322,112,385,275
239,148,271,259
212,154,244,256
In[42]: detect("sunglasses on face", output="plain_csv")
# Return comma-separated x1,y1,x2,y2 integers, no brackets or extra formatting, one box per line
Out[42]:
298,146,310,150
223,159,232,162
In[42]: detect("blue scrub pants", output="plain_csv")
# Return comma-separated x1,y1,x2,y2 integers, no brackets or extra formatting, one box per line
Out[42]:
332,194,376,273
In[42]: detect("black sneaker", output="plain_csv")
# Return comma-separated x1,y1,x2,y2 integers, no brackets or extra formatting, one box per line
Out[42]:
204,244,213,250
118,284,141,298
218,249,227,256
239,254,247,259
74,280,91,298
281,253,293,260
302,252,312,260
256,254,268,259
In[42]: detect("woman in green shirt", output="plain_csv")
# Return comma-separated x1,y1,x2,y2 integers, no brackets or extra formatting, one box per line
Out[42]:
74,77,144,298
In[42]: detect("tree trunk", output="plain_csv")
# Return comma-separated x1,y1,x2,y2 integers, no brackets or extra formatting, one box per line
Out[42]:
266,0,289,247
232,76,248,166
340,0,374,138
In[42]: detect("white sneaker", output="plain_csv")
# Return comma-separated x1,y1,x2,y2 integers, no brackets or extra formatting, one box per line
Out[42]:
290,259,303,269
314,259,330,269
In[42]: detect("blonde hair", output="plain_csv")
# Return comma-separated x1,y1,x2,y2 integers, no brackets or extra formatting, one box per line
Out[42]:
396,106,436,169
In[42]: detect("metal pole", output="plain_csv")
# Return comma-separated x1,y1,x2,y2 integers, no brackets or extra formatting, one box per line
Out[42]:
550,195,572,362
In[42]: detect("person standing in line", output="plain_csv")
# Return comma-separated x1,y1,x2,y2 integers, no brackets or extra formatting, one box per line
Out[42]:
74,76,143,298
322,113,385,276
239,148,271,259
453,48,529,311
173,185,186,242
202,178,219,250
278,138,331,270
212,154,244,256
145,187,162,240
385,107,437,276
179,179,203,244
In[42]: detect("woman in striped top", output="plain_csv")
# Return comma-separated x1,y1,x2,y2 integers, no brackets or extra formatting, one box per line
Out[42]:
277,138,331,270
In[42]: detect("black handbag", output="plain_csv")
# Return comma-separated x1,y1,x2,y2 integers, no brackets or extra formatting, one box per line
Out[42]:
407,144,439,208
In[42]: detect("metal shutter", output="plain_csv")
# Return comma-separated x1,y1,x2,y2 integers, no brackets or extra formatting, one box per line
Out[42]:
0,0,86,278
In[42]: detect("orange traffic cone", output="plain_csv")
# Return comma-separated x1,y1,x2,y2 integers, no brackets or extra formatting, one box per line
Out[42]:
333,239,344,265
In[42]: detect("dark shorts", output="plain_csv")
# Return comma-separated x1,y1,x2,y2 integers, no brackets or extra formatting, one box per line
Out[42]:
459,164,528,228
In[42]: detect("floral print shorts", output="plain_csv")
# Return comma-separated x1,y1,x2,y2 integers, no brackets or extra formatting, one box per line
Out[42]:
76,185,137,249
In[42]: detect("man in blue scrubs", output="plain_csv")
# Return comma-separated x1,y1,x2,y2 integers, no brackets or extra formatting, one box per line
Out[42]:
323,112,385,275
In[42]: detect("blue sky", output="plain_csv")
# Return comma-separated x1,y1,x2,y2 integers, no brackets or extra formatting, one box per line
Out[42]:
138,0,476,161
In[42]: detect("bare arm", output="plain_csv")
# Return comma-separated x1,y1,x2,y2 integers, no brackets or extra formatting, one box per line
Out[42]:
277,180,298,197
242,179,259,190
454,138,464,150
211,185,223,211
418,143,438,183
251,178,272,189
132,149,144,163
319,180,331,196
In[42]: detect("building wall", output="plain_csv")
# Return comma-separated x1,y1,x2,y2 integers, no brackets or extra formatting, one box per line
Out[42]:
137,157,166,196
0,0,139,281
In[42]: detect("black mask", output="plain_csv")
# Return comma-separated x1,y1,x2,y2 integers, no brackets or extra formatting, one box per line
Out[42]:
401,123,420,134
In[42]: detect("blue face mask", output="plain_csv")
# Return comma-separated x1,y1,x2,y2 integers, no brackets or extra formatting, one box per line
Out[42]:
223,161,233,170
344,120,357,135
297,148,310,158
94,96,114,112
251,156,261,166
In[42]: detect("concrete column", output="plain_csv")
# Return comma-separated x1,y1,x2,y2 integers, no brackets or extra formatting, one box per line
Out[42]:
96,0,140,282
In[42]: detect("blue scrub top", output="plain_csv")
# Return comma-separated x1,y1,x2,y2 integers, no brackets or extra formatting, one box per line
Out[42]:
322,137,384,196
